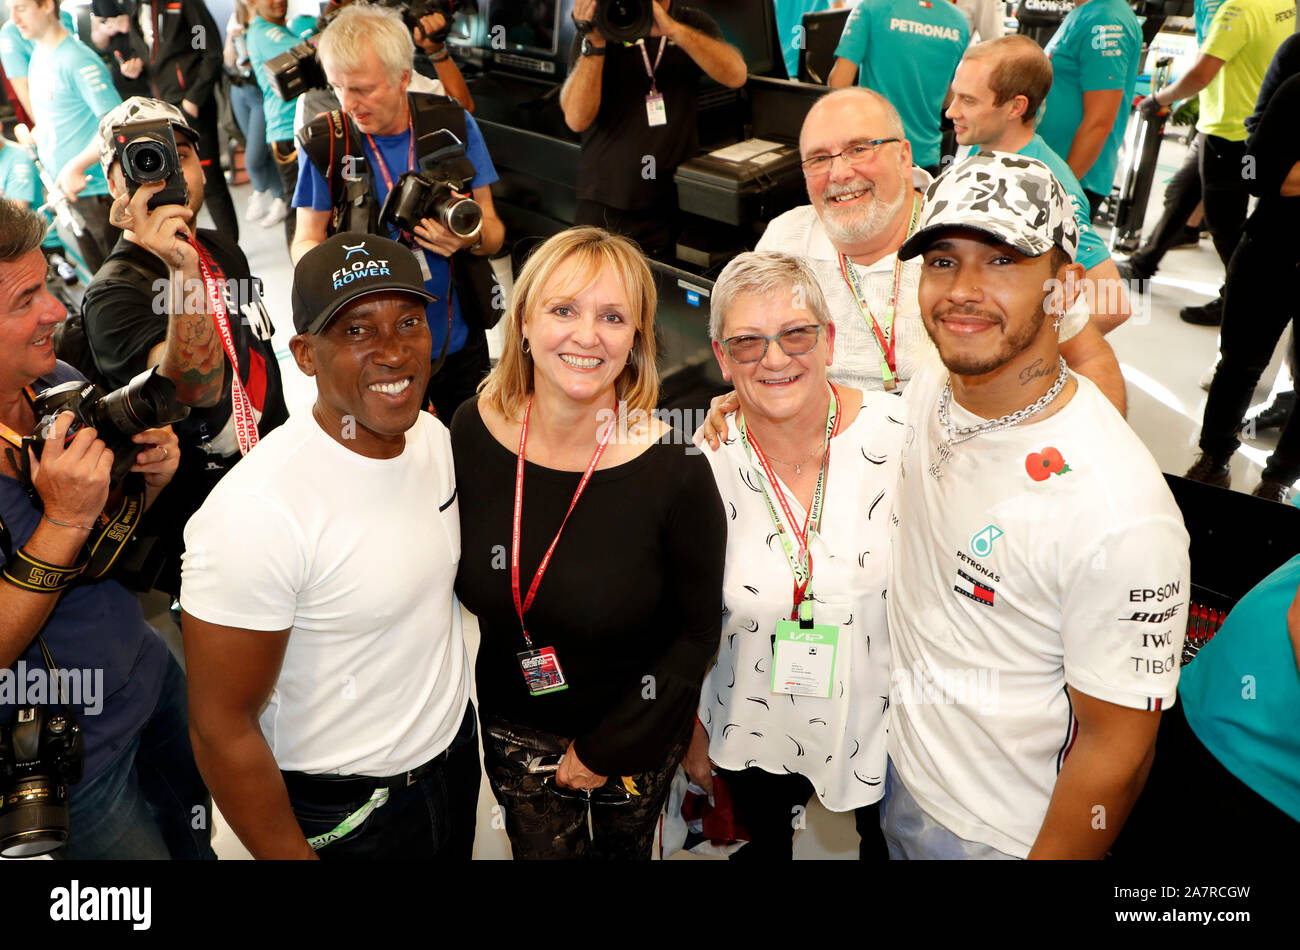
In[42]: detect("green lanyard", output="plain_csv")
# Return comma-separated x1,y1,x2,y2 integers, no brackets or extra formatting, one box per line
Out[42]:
837,195,922,390
736,385,841,620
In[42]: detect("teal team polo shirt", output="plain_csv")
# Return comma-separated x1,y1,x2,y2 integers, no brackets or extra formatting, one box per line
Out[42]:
27,35,122,199
0,10,75,80
1179,555,1300,822
248,16,314,143
776,0,832,79
1194,0,1226,44
956,136,1109,271
834,0,971,168
1038,0,1142,196
0,144,58,248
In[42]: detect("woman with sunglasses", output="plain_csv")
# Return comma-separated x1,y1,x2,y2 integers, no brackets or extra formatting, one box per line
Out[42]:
451,227,726,860
682,251,904,859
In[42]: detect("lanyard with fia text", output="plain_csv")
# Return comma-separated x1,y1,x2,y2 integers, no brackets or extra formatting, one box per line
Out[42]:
736,384,841,622
510,396,616,695
184,235,259,456
836,195,922,391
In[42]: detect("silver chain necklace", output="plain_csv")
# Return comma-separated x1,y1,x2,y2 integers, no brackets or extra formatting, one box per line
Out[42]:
929,355,1070,480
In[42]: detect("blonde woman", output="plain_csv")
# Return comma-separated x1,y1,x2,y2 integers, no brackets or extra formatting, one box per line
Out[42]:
452,227,726,860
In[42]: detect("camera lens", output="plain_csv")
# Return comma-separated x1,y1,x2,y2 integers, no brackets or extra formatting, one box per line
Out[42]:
597,0,652,42
442,197,483,239
124,139,172,183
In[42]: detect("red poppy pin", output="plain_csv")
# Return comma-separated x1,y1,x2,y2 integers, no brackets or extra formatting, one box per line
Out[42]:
1025,447,1071,481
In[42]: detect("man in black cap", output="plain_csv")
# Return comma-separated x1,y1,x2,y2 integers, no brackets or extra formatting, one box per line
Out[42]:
180,233,478,861
82,96,288,598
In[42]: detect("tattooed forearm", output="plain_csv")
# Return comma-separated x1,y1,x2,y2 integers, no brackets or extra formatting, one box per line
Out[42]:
160,267,226,408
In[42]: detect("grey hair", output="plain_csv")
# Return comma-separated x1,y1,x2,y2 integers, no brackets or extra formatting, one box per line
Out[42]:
318,2,414,86
808,87,907,144
0,198,49,263
709,251,832,341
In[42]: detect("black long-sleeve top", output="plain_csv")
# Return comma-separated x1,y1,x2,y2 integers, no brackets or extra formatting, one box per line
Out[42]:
451,401,726,776
1244,72,1300,235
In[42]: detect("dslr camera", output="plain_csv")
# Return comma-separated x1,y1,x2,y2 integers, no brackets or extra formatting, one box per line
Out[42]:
111,119,189,210
576,0,655,42
29,367,190,486
379,129,482,238
0,703,84,858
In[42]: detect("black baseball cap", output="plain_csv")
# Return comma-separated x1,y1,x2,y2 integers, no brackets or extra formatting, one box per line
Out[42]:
291,233,436,335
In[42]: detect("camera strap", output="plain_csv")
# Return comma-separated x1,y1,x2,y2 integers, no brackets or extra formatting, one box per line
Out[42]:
186,236,259,457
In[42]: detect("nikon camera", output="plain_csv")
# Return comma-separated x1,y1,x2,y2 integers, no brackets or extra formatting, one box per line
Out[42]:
379,129,482,238
0,704,84,858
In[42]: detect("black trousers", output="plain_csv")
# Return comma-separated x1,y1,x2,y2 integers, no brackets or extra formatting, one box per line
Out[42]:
719,765,887,861
272,140,299,247
194,94,239,241
1130,133,1248,280
1198,225,1300,483
425,323,491,424
72,194,115,275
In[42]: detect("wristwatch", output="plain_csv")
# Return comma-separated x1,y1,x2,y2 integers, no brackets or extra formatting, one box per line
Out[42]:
580,35,606,57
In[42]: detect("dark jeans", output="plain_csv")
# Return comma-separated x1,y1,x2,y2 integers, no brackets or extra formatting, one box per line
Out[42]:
425,323,491,423
482,716,686,860
575,198,674,258
229,81,282,197
272,140,299,247
72,194,115,275
719,765,887,861
54,653,215,860
1130,133,1248,280
286,702,480,861
1199,227,1300,483
1113,701,1300,860
194,94,239,241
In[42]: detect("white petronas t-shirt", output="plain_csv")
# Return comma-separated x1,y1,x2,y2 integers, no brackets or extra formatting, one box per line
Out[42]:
181,410,469,777
886,358,1190,857
699,390,905,810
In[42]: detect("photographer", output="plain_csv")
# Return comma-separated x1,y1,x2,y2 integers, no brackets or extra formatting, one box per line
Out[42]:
291,2,504,421
0,198,213,860
81,98,289,597
561,0,746,256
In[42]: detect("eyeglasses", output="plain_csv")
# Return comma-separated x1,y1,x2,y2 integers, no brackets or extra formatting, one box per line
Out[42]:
800,139,901,177
721,324,823,364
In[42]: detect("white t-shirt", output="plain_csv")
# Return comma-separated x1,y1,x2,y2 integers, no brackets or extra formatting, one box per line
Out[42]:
886,359,1190,857
180,410,469,777
293,71,447,137
756,170,1088,393
699,390,905,811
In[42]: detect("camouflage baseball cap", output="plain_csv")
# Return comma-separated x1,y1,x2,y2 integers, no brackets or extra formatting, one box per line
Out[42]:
98,97,201,178
898,151,1079,262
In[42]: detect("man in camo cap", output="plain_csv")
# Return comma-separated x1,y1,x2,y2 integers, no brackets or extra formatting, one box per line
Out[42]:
883,151,1191,859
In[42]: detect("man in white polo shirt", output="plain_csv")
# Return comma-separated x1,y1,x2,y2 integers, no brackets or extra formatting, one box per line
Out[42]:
180,232,476,861
885,153,1190,859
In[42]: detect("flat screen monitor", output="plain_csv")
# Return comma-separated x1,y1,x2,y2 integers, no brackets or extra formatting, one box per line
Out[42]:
694,0,782,79
487,0,561,58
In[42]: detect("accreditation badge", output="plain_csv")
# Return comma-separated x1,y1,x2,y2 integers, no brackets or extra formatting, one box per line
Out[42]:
645,92,667,126
771,620,839,698
517,646,569,696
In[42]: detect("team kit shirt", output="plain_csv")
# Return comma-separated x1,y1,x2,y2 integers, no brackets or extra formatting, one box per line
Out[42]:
1039,0,1142,196
834,0,970,169
955,138,1109,272
247,15,312,143
180,411,469,777
0,143,58,249
756,167,1090,392
1194,0,1226,43
886,359,1191,857
294,113,499,358
27,35,123,199
1197,0,1296,142
0,9,74,79
699,395,905,810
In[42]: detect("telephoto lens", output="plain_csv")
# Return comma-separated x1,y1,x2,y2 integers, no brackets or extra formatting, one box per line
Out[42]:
596,0,655,42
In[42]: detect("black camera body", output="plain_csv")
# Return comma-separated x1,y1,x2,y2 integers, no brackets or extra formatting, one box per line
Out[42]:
379,130,482,238
397,0,456,40
30,367,190,485
595,0,655,43
267,41,329,102
0,704,84,858
111,119,189,210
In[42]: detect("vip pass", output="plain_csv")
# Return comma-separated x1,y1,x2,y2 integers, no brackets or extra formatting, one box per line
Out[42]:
930,356,1070,480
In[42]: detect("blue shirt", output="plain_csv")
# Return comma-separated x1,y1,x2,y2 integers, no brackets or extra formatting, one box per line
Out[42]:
1179,555,1300,821
1039,0,1142,195
247,16,309,143
293,113,499,358
27,34,122,199
775,0,832,80
0,363,169,785
0,143,58,249
834,0,971,168
0,11,75,80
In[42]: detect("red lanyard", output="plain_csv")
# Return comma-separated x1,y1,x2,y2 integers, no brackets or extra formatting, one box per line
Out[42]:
510,397,615,647
364,119,415,195
185,235,259,456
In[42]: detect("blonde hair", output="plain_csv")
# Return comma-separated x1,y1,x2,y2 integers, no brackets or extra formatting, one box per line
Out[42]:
479,227,660,421
317,2,414,86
